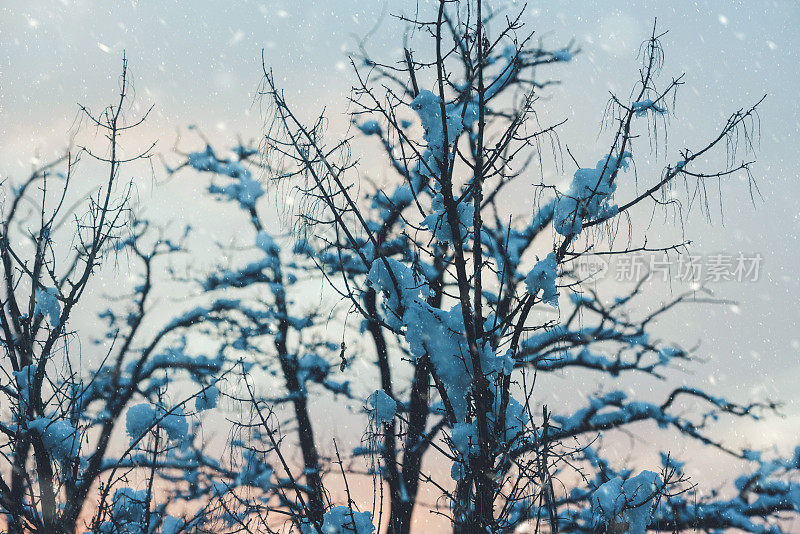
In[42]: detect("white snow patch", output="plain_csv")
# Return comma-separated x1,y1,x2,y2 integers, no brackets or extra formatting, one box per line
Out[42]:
368,389,397,425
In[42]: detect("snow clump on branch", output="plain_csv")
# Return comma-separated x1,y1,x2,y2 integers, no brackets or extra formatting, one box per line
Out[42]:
554,152,632,237
591,470,663,534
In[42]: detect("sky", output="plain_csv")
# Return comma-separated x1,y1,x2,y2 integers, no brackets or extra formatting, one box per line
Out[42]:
1,0,799,509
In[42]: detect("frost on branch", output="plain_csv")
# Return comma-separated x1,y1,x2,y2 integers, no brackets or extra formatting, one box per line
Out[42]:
125,403,188,446
633,99,667,117
368,389,397,425
525,252,559,307
591,471,664,534
195,384,219,412
554,152,631,236
179,144,265,209
303,506,375,534
368,258,518,430
28,418,81,461
34,286,61,327
410,90,472,166
422,190,474,245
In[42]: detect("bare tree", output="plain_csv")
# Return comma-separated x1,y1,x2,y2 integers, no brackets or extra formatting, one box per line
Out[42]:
0,60,318,534
0,58,154,533
252,1,797,533
3,3,799,534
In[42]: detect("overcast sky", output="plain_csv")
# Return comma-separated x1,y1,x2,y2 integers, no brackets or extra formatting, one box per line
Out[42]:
2,0,799,486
